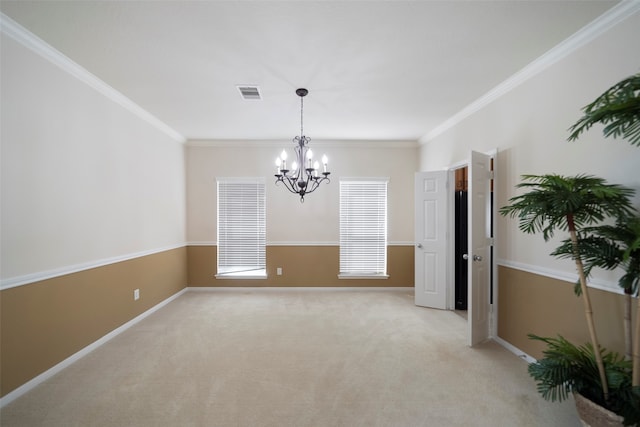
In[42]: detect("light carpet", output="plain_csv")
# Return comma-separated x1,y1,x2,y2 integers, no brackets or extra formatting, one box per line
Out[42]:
1,289,579,426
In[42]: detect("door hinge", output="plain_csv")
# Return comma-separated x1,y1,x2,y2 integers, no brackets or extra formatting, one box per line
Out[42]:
488,170,494,180
487,237,494,246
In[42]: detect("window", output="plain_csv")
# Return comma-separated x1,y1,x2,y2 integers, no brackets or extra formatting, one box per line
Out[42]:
339,178,388,278
216,178,266,278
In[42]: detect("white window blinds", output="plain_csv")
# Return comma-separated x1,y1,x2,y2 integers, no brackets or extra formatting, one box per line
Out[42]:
339,179,388,276
217,178,266,276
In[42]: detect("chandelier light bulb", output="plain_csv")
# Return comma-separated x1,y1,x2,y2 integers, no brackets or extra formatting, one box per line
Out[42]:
322,155,328,172
306,149,313,168
291,161,298,171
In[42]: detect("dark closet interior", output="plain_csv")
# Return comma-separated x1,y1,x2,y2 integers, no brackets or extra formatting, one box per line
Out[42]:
454,167,468,310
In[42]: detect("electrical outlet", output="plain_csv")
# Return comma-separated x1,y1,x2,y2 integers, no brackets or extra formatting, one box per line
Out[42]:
277,267,282,275
134,289,140,301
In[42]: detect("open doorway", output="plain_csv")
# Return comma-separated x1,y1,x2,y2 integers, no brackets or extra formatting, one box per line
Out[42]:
415,150,496,345
454,166,468,311
452,159,494,314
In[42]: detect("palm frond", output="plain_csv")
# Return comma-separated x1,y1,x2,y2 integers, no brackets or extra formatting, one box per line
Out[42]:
500,174,635,241
585,216,640,296
527,335,605,403
568,73,640,146
551,234,623,296
527,334,637,424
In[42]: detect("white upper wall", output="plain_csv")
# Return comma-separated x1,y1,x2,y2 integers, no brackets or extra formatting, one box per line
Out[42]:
419,10,640,288
0,32,187,284
186,141,418,244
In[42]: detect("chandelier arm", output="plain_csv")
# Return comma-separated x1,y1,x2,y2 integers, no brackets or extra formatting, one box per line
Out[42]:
275,176,300,194
301,175,328,195
306,181,319,194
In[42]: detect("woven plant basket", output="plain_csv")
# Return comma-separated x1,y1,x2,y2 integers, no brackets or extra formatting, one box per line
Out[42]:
574,392,624,427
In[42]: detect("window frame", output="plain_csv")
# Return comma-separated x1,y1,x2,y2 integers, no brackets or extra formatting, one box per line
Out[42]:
216,177,267,279
338,177,389,279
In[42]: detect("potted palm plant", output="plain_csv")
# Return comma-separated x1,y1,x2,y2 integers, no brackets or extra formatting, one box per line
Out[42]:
568,71,640,386
500,72,640,425
500,174,634,414
529,215,640,425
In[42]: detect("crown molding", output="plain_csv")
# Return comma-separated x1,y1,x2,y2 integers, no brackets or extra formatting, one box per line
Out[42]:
186,139,419,149
419,0,640,145
0,13,186,144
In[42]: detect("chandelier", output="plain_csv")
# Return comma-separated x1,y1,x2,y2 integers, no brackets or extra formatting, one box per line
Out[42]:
275,88,330,202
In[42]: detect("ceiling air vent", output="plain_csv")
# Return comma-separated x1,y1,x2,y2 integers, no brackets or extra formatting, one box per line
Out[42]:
237,85,262,100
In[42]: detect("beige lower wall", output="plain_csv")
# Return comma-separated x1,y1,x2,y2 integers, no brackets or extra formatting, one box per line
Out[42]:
187,245,414,287
0,247,188,398
498,265,633,360
12,250,632,398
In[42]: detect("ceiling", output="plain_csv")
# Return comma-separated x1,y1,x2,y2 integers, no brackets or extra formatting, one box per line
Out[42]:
0,1,620,143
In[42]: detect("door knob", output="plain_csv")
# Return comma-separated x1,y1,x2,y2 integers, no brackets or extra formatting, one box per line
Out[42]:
417,243,423,249
462,254,469,260
473,255,483,262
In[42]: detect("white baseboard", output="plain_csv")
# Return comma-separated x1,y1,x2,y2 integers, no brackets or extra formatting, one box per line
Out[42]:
493,336,537,364
1,286,414,407
0,287,188,408
187,286,414,292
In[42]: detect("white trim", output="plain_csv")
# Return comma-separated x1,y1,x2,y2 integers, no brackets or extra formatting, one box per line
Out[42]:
0,244,186,290
0,288,188,408
186,139,419,149
497,259,623,295
338,274,389,280
447,159,469,171
187,286,413,292
490,147,499,342
1,240,415,288
187,241,415,247
419,1,640,144
493,336,537,364
0,13,185,144
186,241,219,246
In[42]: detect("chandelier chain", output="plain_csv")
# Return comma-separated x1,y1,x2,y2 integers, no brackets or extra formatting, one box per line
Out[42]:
300,95,304,138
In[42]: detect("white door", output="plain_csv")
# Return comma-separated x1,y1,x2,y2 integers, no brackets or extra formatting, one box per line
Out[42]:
467,151,492,346
414,171,448,309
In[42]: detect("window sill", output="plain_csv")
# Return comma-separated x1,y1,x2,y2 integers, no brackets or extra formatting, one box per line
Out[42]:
338,274,389,280
215,270,267,279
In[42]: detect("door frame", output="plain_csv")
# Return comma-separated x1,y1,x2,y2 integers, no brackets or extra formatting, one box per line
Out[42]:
445,149,497,340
